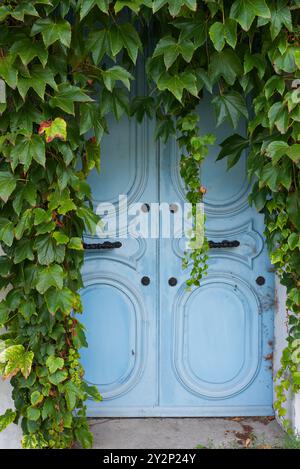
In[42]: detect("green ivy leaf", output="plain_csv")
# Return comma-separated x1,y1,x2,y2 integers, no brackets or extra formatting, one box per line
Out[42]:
153,35,195,69
11,134,46,170
209,49,242,85
68,237,83,250
117,23,142,64
31,18,72,48
19,298,36,322
14,240,34,264
268,102,289,133
80,103,105,146
65,387,76,411
259,163,280,191
27,407,40,422
34,208,52,226
45,287,74,315
17,65,57,101
0,302,9,326
286,144,300,165
209,22,225,52
244,51,265,79
102,66,134,92
157,71,198,102
0,217,14,246
287,233,300,250
10,37,48,68
0,55,18,89
269,0,293,40
46,355,64,374
79,0,109,20
217,133,249,169
52,232,69,245
265,141,289,164
101,88,129,120
36,264,64,294
76,208,99,236
287,192,300,230
230,0,271,31
41,398,55,420
173,17,206,48
0,257,12,277
0,6,12,22
0,172,17,203
74,426,93,449
11,2,39,21
15,209,33,240
48,369,68,385
34,236,57,265
0,409,17,432
31,391,43,406
83,382,102,402
295,50,300,70
49,83,93,115
264,77,285,101
153,0,197,17
86,30,109,64
212,91,248,128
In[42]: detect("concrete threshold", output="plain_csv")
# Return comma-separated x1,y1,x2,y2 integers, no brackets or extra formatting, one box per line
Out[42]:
89,416,285,449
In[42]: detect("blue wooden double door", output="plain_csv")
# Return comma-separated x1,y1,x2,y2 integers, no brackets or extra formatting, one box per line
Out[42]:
81,92,275,417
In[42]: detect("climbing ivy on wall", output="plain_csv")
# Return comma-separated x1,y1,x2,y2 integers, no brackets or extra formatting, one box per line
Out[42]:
0,0,299,448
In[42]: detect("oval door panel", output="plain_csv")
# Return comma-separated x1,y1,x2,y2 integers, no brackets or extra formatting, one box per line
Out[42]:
80,273,146,399
173,273,261,399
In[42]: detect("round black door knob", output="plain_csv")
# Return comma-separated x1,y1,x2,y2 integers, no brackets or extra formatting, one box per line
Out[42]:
256,276,265,286
168,277,177,287
141,203,150,213
141,276,150,286
169,203,178,213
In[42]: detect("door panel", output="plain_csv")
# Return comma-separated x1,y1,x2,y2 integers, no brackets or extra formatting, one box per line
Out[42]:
159,93,274,415
81,90,274,416
81,104,159,414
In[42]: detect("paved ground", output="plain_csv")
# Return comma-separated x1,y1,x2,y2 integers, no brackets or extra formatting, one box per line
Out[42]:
90,417,286,449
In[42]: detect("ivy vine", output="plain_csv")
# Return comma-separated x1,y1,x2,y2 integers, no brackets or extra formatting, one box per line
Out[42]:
0,0,299,448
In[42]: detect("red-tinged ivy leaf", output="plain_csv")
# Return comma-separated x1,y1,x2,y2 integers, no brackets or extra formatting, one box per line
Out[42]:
38,118,67,143
0,344,34,379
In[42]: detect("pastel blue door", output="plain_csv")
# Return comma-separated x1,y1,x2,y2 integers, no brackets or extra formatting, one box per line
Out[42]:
80,91,274,417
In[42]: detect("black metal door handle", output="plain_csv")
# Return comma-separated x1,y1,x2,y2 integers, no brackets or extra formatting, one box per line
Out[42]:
208,240,240,248
83,241,122,250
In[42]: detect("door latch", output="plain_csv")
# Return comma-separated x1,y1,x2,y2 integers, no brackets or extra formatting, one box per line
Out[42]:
208,240,240,248
83,241,122,250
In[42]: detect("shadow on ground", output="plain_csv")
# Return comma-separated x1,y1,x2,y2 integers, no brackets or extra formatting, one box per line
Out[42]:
89,417,290,449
